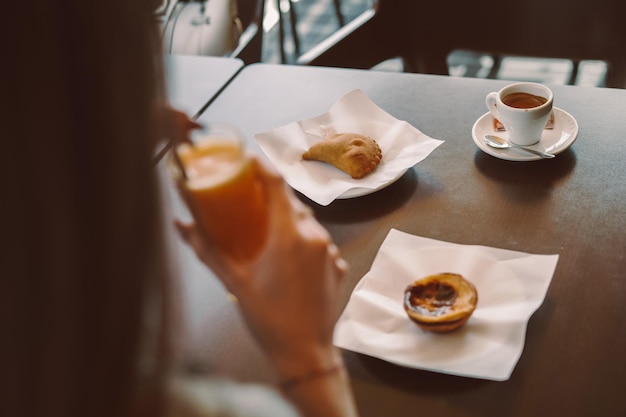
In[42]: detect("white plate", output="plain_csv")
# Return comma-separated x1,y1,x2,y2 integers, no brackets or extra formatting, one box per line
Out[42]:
255,89,443,206
472,107,579,161
338,168,409,198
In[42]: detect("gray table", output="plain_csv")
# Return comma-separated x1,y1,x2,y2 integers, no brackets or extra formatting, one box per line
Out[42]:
166,54,243,118
168,63,626,417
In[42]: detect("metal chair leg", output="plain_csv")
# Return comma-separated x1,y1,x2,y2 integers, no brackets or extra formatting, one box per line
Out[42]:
333,0,344,27
288,0,300,56
276,0,286,63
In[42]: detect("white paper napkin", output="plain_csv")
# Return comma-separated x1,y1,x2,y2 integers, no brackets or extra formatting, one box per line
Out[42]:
334,229,559,381
255,90,444,206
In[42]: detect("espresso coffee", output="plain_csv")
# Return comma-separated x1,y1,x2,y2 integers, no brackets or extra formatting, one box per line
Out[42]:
486,82,553,145
502,92,548,109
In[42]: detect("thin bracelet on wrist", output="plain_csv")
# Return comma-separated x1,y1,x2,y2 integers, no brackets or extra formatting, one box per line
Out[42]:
279,363,345,392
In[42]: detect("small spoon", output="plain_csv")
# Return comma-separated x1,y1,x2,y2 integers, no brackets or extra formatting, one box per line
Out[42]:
484,135,555,159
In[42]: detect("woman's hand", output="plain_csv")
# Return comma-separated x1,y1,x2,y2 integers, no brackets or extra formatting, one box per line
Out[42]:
175,158,358,416
161,106,202,145
175,158,348,377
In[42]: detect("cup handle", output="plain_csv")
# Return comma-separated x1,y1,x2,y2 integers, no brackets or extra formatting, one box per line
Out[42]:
485,92,499,119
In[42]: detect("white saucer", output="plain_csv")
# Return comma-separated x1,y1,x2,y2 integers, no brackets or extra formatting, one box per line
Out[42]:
472,107,578,161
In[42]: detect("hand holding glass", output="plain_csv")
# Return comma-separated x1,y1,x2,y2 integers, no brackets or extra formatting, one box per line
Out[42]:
169,123,268,260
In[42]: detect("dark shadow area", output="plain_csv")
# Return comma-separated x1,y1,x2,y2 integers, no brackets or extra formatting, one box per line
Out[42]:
296,0,626,89
297,168,419,223
341,295,556,416
473,148,577,202
351,353,489,394
509,296,556,376
347,351,516,417
345,350,517,416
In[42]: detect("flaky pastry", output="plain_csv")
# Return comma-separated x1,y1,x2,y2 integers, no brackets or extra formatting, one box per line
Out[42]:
302,133,382,179
403,273,478,333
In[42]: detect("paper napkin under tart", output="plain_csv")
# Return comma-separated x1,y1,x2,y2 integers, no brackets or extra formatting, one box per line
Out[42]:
334,229,559,381
255,89,443,206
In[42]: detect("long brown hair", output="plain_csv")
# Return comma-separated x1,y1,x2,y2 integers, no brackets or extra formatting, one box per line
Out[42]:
2,2,173,417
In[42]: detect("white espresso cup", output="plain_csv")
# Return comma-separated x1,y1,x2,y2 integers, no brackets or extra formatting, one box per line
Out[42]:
485,82,554,146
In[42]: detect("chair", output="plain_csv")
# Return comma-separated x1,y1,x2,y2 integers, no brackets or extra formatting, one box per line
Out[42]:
275,0,346,64
231,0,265,64
297,0,626,88
161,0,265,65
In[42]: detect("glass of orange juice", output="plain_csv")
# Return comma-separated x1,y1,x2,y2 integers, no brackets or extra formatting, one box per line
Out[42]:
169,123,268,261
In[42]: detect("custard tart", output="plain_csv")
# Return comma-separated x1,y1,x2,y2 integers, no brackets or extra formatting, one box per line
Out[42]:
403,273,478,333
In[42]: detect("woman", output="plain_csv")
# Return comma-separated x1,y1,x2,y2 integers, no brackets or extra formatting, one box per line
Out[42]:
2,1,357,417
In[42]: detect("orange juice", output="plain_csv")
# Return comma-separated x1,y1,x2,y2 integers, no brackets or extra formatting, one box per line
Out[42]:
172,138,268,260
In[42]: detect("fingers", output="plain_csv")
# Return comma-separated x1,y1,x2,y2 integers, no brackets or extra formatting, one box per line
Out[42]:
184,117,203,130
173,219,213,264
165,107,202,145
252,158,305,236
328,243,349,276
172,109,202,130
252,155,346,269
293,209,331,244
174,156,349,299
173,219,192,243
253,157,323,234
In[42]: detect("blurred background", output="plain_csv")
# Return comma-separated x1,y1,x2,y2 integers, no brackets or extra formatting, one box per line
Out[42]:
161,0,622,88
261,0,610,87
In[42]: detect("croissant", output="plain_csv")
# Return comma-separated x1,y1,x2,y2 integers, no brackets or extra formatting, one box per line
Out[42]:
302,133,382,179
